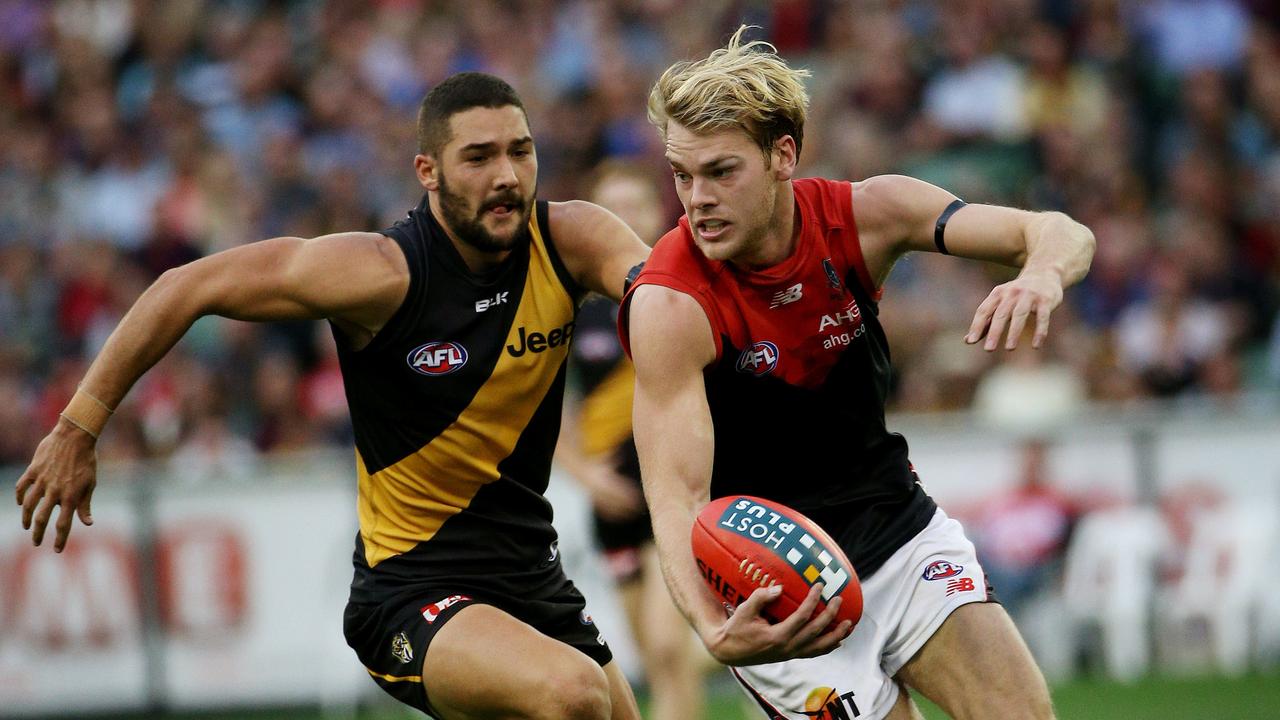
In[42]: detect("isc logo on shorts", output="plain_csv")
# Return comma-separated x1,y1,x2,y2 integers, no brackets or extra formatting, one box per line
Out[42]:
407,341,469,376
421,594,471,624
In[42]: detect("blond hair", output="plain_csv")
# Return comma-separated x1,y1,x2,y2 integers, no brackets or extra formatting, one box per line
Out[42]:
648,25,810,158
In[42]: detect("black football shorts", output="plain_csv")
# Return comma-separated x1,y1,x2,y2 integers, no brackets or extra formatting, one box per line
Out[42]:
343,570,613,717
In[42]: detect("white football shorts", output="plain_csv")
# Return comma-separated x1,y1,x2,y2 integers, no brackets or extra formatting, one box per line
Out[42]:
731,508,993,719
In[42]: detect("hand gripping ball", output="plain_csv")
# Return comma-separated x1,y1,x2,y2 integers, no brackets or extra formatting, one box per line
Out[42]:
691,495,862,626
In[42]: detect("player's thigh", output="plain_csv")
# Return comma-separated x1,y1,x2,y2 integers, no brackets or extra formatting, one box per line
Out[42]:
425,603,612,720
895,602,1053,720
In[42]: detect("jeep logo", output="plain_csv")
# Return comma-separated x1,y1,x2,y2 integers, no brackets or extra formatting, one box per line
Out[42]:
506,321,575,357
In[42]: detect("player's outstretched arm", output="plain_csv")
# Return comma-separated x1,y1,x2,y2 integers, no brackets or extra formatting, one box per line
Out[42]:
628,286,850,666
853,174,1096,351
15,232,409,552
548,200,651,302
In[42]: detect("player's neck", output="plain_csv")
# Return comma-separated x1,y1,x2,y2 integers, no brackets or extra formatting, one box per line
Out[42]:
732,181,799,271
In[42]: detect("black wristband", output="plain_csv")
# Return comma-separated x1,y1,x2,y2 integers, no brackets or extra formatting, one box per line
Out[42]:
934,199,967,255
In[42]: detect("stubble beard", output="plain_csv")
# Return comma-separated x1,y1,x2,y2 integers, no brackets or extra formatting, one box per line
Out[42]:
437,171,534,254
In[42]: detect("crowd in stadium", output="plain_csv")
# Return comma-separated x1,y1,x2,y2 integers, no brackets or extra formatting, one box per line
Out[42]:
2,0,1280,472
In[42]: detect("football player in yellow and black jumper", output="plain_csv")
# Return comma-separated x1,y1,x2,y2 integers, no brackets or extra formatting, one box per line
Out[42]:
15,73,649,720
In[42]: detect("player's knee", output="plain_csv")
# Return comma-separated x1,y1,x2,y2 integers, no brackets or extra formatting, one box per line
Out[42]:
530,659,610,720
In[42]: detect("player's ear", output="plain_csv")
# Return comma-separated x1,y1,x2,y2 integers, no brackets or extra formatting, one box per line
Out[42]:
771,135,797,182
415,153,439,191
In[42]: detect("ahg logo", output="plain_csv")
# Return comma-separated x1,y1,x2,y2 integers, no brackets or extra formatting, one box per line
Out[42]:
407,342,468,376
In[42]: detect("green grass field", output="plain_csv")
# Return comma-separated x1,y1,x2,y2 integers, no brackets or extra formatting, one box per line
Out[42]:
97,671,1279,720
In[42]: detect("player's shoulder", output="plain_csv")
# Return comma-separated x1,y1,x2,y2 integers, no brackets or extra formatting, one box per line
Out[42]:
626,283,715,366
545,199,645,260
545,199,613,239
343,233,412,280
308,231,407,268
850,174,946,215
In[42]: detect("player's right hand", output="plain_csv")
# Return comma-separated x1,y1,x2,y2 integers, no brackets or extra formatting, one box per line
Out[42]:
702,583,853,666
15,419,98,553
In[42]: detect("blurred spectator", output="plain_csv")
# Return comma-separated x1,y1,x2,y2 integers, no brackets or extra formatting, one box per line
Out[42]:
0,244,56,371
1,0,1278,472
1133,0,1251,77
972,439,1078,617
169,365,257,485
921,4,1029,144
1114,256,1235,397
0,367,39,466
972,328,1088,433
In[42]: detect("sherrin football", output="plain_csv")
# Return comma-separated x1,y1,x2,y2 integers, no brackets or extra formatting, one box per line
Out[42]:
692,495,862,626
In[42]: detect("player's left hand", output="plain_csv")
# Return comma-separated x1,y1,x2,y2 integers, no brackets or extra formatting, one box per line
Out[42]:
15,420,98,552
965,269,1064,351
703,583,853,666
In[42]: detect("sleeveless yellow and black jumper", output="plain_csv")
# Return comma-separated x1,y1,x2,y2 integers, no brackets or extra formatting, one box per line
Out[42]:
339,197,612,713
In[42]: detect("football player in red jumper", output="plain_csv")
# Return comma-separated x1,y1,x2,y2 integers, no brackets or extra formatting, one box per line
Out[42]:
620,27,1094,720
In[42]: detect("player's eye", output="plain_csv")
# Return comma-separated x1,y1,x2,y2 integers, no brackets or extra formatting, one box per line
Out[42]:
673,171,691,183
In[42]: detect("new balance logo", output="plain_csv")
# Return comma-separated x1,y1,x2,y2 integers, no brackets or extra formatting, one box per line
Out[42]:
769,283,803,308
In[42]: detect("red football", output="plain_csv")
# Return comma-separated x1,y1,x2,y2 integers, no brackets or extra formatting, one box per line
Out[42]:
691,495,862,626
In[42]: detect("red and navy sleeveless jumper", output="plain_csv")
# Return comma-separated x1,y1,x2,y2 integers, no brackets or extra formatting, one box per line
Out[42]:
619,177,936,580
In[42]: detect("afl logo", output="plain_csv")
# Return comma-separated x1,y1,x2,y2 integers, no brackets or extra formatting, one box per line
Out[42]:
922,560,964,581
736,341,779,376
407,341,469,376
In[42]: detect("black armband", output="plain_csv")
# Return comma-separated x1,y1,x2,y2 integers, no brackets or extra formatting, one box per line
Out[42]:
933,199,967,255
623,261,645,295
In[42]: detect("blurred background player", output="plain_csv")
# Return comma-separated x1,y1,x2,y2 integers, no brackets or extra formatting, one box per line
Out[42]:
558,159,709,720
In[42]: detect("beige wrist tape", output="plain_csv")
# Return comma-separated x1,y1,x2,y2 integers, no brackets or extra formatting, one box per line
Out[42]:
60,387,115,439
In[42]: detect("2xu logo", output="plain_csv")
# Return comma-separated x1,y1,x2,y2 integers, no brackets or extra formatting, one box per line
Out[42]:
407,341,468,376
